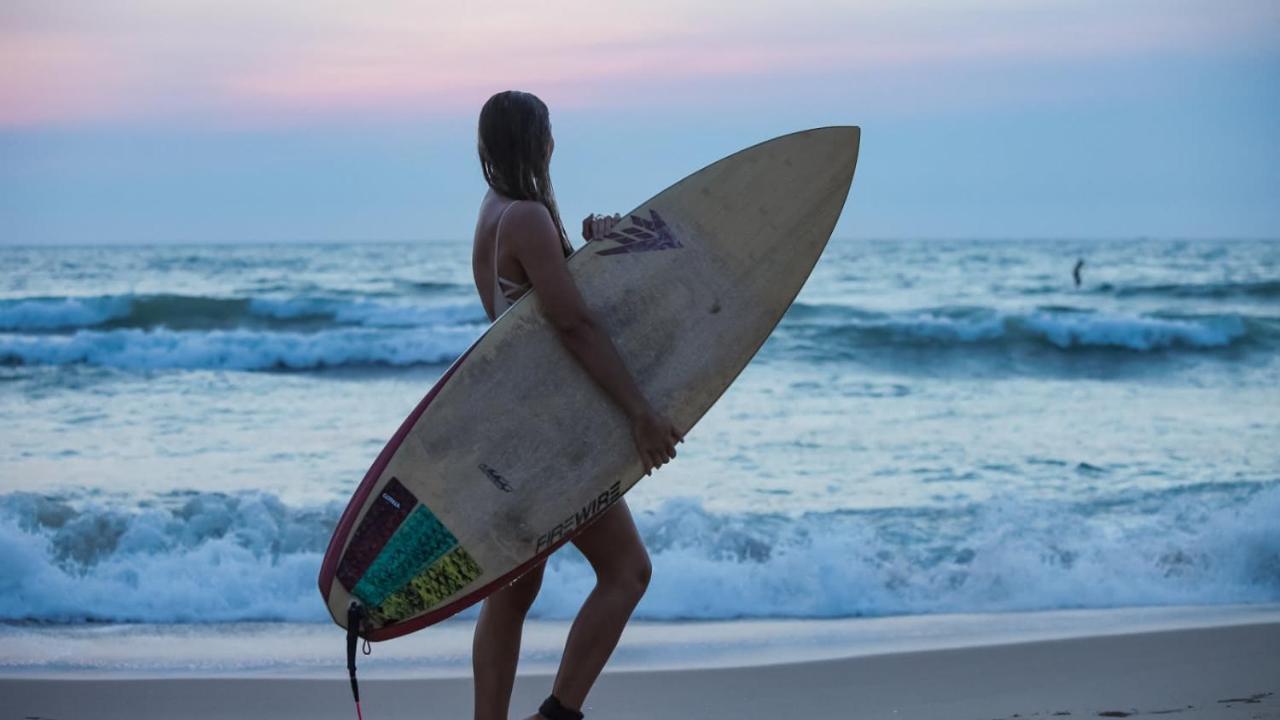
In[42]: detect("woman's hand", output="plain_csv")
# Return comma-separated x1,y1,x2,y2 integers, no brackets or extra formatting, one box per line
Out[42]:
582,213,622,242
629,408,683,476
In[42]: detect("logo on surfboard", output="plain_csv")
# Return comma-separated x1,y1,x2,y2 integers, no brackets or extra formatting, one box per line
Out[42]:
595,209,683,256
534,481,623,553
478,463,513,493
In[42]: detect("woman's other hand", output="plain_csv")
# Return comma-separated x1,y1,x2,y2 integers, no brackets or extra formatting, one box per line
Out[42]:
582,213,622,242
629,408,683,476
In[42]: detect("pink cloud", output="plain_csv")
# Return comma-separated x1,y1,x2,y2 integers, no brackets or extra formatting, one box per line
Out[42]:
1,0,1274,128
0,30,128,125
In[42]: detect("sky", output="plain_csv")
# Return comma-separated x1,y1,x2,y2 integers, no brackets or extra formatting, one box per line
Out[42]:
1,0,1278,245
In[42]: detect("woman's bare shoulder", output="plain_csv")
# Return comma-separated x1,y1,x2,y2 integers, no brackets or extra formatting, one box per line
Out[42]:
501,204,563,267
504,199,552,222
504,201,557,243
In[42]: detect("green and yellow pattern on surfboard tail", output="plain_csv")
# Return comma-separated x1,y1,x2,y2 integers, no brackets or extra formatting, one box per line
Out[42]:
367,546,483,626
345,498,483,626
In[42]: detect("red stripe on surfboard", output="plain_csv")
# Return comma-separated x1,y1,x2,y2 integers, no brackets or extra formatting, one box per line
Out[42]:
317,347,475,615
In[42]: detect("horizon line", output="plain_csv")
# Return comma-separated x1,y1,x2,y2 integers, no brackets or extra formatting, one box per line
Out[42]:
3,236,1279,249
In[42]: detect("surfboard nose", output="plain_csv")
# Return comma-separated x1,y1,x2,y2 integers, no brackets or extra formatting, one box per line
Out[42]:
799,126,861,178
723,125,861,235
810,125,860,147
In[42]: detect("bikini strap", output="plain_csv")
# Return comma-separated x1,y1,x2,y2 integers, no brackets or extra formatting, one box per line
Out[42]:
493,200,519,283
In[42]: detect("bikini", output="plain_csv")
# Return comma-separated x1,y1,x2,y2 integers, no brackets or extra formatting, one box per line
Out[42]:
490,200,531,319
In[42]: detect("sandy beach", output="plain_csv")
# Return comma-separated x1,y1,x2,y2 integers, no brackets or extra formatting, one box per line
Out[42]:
3,621,1276,720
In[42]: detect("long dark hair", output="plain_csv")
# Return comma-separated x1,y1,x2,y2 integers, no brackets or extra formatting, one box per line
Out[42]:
478,91,571,256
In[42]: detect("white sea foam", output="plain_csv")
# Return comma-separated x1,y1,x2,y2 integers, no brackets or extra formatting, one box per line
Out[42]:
1017,311,1248,350
0,294,481,332
0,325,481,370
789,304,1262,353
0,296,132,330
2,301,1265,373
2,484,1275,624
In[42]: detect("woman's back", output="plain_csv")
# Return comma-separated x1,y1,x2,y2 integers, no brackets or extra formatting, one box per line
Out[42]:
472,191,532,321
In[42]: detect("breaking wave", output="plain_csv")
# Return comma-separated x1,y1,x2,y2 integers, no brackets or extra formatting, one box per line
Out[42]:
1098,279,1280,301
0,293,487,371
782,303,1274,355
3,290,1277,373
0,326,480,371
0,293,478,332
2,482,1276,624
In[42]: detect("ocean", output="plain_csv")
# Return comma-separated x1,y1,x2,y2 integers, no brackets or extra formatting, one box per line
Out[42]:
1,238,1278,673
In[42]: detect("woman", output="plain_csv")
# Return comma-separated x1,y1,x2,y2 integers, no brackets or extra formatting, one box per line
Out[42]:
469,90,682,720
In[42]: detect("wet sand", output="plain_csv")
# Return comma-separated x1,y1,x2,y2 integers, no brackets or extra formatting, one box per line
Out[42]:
2,622,1276,719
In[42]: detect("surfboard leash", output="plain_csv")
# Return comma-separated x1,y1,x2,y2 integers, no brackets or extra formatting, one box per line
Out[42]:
346,602,371,720
539,695,585,720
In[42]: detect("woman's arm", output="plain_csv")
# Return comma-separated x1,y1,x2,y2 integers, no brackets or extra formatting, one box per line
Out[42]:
507,202,681,474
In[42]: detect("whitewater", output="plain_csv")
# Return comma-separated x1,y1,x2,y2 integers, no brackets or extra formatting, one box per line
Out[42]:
1,238,1277,629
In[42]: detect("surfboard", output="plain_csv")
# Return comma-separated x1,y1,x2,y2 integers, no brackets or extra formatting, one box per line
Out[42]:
318,126,860,641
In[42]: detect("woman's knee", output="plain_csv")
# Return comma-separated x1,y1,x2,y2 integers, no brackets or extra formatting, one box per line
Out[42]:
602,550,651,600
634,552,653,591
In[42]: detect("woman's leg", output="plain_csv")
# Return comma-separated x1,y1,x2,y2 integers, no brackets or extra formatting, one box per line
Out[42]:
545,499,651,713
473,561,546,720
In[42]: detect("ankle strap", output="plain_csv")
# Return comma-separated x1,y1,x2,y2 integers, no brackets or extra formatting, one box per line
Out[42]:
539,695,584,720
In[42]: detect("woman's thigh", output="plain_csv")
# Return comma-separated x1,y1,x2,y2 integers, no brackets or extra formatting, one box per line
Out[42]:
487,559,546,611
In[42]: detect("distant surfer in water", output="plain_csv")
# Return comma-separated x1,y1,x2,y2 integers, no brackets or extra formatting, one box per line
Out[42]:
1073,258,1085,287
468,90,682,720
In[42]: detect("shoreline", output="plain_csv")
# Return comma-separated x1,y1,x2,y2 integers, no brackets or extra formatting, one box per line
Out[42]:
2,603,1278,679
2,621,1276,719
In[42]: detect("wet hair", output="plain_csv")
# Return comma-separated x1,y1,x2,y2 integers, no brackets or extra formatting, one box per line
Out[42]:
477,91,571,256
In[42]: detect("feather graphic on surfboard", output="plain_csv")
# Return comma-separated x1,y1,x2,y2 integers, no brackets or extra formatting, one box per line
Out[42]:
595,209,684,255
